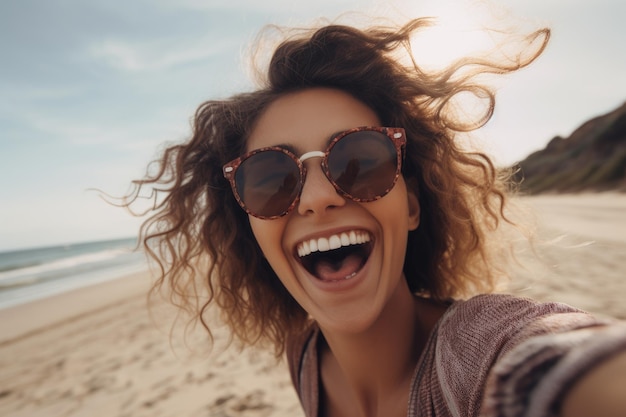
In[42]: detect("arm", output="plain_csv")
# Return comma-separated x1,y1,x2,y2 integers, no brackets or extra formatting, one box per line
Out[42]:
480,307,626,417
560,350,626,417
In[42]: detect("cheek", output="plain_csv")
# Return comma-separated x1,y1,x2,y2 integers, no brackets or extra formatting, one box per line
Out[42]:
249,216,289,269
250,217,276,254
249,216,305,298
369,181,412,264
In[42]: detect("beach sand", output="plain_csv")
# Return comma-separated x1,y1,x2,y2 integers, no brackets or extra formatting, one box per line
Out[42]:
507,193,626,320
1,193,625,417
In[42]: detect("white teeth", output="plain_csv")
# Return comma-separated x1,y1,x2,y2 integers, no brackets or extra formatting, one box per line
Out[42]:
297,231,371,257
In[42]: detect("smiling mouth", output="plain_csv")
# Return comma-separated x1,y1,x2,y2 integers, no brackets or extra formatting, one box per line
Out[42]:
296,231,373,282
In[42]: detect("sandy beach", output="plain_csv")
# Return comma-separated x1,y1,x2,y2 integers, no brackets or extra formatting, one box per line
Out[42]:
507,193,626,320
1,193,625,417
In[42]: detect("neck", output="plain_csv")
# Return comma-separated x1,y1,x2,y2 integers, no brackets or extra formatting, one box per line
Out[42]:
318,280,444,416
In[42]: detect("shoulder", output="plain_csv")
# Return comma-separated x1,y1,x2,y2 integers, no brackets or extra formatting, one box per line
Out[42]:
443,293,587,325
438,294,597,352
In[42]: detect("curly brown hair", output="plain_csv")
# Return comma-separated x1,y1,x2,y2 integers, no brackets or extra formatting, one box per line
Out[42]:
125,17,549,355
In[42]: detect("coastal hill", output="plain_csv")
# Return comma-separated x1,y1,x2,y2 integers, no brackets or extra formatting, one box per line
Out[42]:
513,102,626,194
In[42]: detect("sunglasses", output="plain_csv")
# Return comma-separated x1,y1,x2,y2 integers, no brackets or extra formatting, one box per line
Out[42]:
223,126,406,219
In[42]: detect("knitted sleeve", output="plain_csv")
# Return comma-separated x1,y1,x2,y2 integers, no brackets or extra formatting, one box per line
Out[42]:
481,313,626,417
433,294,624,417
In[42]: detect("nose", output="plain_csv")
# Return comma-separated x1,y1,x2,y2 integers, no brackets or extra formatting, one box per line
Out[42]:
297,158,346,216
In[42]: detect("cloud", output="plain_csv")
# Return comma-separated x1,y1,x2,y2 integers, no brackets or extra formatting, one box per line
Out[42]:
88,36,238,73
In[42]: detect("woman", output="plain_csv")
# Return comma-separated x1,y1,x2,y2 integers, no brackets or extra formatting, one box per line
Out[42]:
126,17,626,417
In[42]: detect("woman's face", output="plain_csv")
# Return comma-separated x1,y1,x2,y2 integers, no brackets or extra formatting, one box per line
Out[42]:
247,88,420,334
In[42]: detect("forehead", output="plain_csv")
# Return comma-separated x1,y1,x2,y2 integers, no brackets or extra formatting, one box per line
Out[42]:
246,88,380,152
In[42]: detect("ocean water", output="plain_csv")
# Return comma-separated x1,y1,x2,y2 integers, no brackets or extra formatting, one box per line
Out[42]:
0,237,147,309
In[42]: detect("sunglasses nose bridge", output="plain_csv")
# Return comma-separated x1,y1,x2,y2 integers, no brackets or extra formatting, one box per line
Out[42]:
298,150,325,163
297,150,327,186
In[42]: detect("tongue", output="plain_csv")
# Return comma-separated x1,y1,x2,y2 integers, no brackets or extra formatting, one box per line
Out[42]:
314,253,363,282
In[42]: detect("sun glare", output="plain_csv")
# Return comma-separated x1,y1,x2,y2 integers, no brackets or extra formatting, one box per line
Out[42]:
405,1,504,71
369,0,529,72
366,0,541,157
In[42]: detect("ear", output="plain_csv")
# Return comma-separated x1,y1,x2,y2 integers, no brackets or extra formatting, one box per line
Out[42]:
405,179,420,231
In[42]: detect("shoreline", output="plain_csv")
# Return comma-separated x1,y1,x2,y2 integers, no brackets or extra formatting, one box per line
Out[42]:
0,270,153,344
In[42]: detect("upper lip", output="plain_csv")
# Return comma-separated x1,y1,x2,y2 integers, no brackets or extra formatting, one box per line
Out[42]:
294,228,373,258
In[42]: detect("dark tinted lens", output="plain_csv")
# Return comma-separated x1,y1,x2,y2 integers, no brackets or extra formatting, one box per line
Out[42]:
235,150,301,217
327,131,398,200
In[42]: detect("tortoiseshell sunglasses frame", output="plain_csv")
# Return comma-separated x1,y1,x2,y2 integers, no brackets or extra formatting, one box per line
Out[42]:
223,126,406,220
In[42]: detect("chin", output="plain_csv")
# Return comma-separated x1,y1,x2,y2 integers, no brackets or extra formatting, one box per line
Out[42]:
315,302,384,335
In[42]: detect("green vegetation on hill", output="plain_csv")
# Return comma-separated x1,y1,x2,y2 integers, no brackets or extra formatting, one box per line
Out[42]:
513,102,626,194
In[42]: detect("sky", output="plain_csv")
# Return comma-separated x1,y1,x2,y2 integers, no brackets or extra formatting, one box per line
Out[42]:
1,0,625,252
